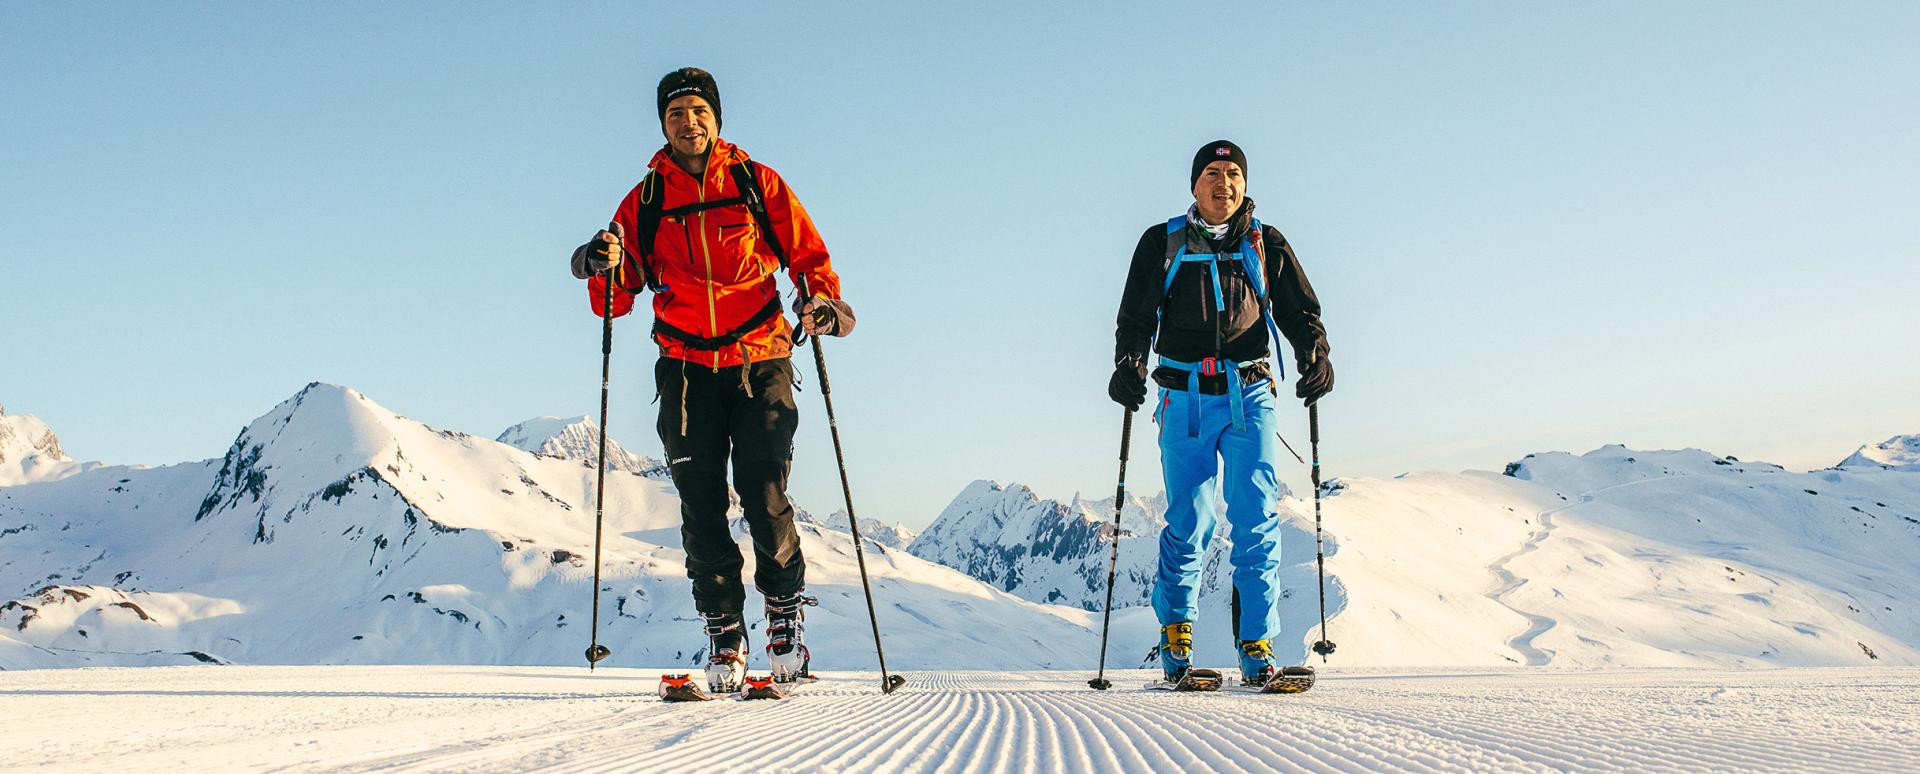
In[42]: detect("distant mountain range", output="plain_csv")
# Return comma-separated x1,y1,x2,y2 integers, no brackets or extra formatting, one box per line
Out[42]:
0,385,1088,671
2,388,1914,670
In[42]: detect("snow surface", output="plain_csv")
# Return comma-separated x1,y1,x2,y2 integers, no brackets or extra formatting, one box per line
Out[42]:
1,665,1914,772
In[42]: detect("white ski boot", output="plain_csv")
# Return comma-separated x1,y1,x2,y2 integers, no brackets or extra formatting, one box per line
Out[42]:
765,593,818,684
703,612,748,694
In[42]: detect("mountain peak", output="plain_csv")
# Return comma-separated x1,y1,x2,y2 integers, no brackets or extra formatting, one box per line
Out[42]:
1839,434,1920,470
1,404,86,486
496,416,662,476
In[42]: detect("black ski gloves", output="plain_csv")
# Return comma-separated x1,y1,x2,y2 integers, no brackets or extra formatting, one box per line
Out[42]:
1109,354,1148,411
1295,351,1333,406
794,296,856,337
569,229,622,279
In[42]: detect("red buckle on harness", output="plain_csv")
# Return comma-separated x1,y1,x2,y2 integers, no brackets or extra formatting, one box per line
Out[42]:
1199,357,1221,376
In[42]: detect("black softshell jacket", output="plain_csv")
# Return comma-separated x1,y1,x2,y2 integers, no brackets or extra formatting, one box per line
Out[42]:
1114,199,1328,375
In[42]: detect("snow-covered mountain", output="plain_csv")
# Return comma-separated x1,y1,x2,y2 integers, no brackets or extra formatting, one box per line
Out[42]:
907,481,1171,610
7,386,1916,672
0,384,1094,670
912,443,1920,668
821,511,917,550
0,404,97,486
495,415,667,478
1839,434,1920,471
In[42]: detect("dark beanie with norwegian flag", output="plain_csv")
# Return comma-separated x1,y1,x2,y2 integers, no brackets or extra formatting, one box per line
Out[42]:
1191,140,1247,187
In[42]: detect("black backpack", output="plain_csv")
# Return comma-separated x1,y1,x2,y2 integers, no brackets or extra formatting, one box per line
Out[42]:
617,159,788,294
616,159,793,351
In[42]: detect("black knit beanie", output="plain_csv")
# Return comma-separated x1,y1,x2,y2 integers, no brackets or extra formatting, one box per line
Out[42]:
1191,140,1247,187
657,67,722,132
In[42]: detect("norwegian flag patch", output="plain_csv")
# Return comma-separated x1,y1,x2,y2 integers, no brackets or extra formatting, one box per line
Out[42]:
1215,147,1233,156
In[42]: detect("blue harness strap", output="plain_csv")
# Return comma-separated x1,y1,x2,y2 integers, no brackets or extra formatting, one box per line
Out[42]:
1159,354,1245,437
1155,214,1288,437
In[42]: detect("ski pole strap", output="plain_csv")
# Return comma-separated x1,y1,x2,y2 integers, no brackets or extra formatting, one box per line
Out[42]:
1158,355,1246,437
652,296,783,350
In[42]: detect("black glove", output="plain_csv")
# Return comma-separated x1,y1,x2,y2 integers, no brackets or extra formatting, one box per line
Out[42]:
569,230,622,279
1295,352,1333,406
1108,355,1148,411
793,295,856,337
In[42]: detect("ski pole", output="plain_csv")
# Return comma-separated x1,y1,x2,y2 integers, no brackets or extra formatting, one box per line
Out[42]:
584,225,620,670
798,277,905,694
1088,410,1134,690
1308,401,1336,662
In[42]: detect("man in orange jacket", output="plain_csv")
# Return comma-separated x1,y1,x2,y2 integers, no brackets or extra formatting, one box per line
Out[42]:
570,67,853,694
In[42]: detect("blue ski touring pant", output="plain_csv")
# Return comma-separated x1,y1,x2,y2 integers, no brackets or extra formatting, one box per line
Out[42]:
1150,378,1284,643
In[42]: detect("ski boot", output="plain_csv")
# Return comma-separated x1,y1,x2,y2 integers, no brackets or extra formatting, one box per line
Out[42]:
1238,639,1279,686
702,611,748,695
1156,622,1222,691
1239,638,1318,694
1159,622,1195,682
765,592,818,684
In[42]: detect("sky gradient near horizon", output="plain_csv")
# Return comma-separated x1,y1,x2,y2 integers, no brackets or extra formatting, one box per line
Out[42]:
5,2,1917,529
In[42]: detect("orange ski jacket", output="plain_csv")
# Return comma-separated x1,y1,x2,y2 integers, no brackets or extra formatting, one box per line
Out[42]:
587,139,843,369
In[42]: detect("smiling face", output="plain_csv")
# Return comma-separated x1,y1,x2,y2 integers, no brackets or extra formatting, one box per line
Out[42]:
662,94,717,159
1191,160,1245,225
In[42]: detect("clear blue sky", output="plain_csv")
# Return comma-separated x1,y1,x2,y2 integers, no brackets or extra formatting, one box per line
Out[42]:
5,2,1917,530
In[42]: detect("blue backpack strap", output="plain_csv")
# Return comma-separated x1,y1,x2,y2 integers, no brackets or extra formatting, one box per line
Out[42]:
1161,215,1187,297
1164,215,1231,313
1230,217,1288,381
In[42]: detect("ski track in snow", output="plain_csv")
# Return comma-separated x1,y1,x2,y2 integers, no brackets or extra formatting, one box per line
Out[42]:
1484,510,1561,667
1483,479,1663,666
3,666,1917,773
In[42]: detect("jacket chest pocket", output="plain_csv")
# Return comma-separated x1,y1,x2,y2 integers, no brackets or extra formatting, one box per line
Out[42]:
708,215,772,284
1164,262,1259,335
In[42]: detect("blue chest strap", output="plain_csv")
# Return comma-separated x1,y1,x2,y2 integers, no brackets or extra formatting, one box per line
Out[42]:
1156,215,1288,436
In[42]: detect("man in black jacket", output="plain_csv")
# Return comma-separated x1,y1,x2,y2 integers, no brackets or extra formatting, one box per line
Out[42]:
1110,140,1333,686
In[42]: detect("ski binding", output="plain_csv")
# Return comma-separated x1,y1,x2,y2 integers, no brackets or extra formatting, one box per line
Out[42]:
1147,667,1223,692
658,673,713,702
739,675,788,700
1261,665,1316,694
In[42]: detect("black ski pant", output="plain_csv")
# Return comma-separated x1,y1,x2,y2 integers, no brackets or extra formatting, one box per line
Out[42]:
655,355,803,616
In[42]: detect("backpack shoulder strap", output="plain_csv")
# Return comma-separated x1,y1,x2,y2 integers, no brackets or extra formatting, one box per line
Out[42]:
730,160,788,271
626,170,665,292
1239,217,1268,299
1161,215,1188,296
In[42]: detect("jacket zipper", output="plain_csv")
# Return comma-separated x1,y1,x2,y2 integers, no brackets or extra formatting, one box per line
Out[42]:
697,159,719,371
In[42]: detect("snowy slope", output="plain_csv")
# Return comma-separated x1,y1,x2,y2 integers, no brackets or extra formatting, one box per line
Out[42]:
0,404,97,486
0,384,1094,671
913,444,1920,668
1839,434,1920,470
495,415,667,478
2,665,1914,772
